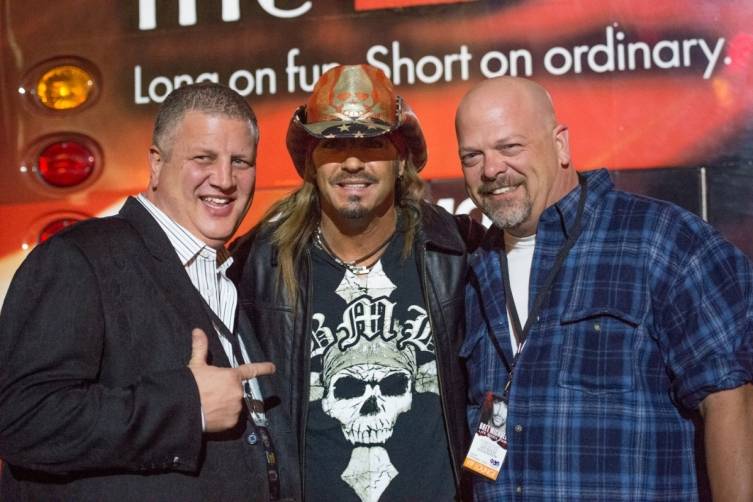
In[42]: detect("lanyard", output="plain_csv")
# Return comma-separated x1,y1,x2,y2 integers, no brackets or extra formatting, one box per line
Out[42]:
490,176,588,400
200,302,281,501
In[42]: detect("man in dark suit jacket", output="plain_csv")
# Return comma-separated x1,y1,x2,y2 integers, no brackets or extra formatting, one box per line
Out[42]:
0,83,299,501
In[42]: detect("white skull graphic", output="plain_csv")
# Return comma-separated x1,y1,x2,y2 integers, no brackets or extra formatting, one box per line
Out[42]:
322,363,413,444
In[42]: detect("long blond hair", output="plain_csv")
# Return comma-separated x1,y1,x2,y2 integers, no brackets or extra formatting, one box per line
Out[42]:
260,156,425,303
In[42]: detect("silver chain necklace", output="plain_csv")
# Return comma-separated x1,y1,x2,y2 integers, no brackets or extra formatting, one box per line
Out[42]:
314,225,394,276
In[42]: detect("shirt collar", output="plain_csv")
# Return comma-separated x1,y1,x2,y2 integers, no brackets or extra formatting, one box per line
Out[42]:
136,194,232,270
538,169,612,239
581,168,615,200
538,181,582,240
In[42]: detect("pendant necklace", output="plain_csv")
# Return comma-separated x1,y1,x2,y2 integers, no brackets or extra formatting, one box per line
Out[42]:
315,225,395,277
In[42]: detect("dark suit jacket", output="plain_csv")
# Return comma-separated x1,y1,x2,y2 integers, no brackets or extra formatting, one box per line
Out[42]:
0,198,299,501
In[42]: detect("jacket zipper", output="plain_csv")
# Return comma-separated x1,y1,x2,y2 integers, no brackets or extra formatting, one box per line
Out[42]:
418,243,461,489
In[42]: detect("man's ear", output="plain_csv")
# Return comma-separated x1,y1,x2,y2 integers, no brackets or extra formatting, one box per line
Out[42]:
148,146,163,190
554,124,571,169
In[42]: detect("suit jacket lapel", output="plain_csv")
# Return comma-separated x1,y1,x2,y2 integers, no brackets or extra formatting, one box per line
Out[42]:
117,197,232,368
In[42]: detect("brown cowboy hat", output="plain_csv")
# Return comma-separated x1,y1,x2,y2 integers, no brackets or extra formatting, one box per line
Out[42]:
286,64,427,177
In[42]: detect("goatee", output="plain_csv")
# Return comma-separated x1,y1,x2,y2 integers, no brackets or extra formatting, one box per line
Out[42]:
339,196,367,219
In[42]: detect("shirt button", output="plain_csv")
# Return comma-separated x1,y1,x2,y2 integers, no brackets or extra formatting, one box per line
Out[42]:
516,485,523,494
246,432,258,445
594,322,602,332
172,456,180,465
514,424,523,433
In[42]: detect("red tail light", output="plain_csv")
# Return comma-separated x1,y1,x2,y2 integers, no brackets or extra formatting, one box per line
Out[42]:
36,140,96,188
38,217,82,243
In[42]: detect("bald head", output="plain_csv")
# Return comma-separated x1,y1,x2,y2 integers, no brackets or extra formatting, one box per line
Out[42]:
455,77,577,236
456,77,557,137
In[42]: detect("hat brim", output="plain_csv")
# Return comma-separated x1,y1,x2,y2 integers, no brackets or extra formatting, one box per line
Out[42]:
286,101,427,177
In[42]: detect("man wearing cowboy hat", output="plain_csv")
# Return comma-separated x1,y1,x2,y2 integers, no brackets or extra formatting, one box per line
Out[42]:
232,64,481,501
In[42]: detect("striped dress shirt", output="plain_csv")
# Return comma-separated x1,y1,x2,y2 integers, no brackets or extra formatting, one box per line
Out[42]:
136,195,264,421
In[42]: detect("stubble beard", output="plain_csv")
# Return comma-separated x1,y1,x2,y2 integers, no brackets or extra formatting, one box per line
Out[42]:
483,194,532,231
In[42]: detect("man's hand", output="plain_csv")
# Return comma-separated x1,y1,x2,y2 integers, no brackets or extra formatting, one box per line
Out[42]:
188,328,275,433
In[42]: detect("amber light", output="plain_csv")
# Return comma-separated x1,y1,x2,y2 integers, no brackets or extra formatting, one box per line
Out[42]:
35,65,94,110
37,141,95,187
38,218,82,243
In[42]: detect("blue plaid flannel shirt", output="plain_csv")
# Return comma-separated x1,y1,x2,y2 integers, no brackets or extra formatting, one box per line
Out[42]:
463,169,753,501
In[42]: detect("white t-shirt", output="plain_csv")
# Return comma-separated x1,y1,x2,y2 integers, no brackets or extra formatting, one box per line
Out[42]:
503,232,536,353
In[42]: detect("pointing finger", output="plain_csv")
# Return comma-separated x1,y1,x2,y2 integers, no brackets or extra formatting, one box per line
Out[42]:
234,361,276,381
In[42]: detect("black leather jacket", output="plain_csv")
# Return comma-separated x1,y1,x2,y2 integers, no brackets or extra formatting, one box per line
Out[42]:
231,202,482,499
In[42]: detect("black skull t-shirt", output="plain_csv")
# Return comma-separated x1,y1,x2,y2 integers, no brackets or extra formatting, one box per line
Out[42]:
305,232,455,502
